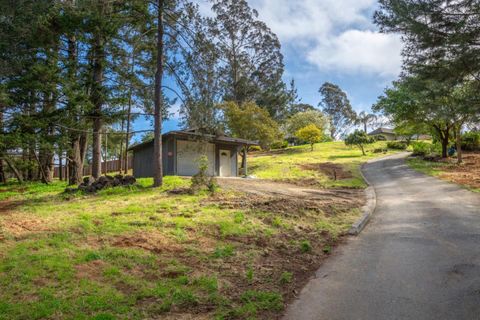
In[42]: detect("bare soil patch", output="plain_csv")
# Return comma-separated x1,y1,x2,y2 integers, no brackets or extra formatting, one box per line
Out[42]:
111,232,184,254
435,152,480,189
75,260,108,281
300,162,353,180
0,200,25,215
206,191,363,217
1,217,53,237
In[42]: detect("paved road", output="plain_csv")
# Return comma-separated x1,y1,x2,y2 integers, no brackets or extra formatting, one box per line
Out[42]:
283,153,480,320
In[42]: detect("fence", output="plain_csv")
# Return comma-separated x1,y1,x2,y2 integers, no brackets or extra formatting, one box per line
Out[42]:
53,156,133,178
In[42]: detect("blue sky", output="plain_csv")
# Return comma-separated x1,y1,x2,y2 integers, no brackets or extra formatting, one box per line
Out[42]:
132,0,404,140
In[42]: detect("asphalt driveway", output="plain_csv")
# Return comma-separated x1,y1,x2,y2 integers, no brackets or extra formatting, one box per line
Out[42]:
283,153,480,320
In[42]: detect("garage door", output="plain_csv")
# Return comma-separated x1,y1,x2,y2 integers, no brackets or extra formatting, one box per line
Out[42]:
176,140,215,176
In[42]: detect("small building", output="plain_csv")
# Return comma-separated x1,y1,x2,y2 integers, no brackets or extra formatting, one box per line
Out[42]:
368,128,397,141
128,129,258,178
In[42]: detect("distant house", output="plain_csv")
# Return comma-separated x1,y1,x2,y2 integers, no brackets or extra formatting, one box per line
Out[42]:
368,128,397,140
128,129,258,178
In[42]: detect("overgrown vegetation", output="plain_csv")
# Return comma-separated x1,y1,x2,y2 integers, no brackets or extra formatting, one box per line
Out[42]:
0,142,398,319
248,141,393,188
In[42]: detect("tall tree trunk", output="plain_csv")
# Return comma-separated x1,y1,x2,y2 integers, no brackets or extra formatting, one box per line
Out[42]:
153,0,164,187
65,32,86,185
434,125,449,158
119,117,124,174
4,157,23,183
0,108,5,184
124,56,134,174
0,158,5,184
455,124,463,164
91,33,105,179
68,138,82,185
58,148,63,181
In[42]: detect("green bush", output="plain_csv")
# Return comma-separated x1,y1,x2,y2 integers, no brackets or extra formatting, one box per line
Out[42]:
249,145,262,152
462,131,480,151
387,141,408,150
270,140,288,150
373,148,388,153
190,156,218,194
411,141,432,156
300,240,312,253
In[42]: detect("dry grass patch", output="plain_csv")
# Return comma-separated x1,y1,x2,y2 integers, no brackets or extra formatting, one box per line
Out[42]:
409,152,480,192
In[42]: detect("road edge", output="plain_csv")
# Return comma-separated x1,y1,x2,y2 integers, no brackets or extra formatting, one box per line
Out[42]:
348,162,376,236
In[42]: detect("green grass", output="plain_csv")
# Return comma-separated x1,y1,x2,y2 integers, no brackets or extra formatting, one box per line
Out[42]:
407,157,480,193
0,142,397,319
407,157,449,177
248,141,394,188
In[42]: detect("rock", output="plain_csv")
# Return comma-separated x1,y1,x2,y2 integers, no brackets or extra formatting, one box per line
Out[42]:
123,175,136,185
114,174,124,180
64,187,78,194
86,185,97,193
112,178,122,187
97,176,109,185
83,176,95,185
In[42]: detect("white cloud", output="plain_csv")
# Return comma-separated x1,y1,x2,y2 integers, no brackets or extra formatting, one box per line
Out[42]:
246,0,403,77
249,0,376,40
307,30,403,77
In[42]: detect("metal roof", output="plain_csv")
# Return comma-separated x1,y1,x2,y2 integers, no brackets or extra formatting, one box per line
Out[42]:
128,130,259,151
368,127,395,135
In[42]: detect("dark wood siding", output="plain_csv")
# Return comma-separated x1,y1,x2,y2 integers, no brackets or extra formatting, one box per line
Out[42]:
132,144,154,178
132,139,240,177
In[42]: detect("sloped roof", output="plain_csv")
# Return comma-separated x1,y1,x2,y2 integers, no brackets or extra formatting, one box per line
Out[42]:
128,130,259,151
368,127,395,135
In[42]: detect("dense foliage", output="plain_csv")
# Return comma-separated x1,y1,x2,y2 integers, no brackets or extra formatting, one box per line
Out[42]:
344,130,375,156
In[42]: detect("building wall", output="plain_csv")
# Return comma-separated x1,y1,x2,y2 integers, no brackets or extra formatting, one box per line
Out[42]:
132,139,239,177
176,140,216,176
132,145,154,178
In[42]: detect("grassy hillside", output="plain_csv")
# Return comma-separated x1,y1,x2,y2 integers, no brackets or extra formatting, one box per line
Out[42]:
248,141,393,188
0,141,392,320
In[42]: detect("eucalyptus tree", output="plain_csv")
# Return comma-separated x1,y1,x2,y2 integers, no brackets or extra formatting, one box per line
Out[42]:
210,0,291,121
319,82,357,139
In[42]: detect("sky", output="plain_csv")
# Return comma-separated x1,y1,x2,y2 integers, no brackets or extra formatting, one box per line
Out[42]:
132,0,404,139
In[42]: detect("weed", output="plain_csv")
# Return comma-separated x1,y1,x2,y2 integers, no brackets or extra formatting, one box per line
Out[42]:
213,245,235,259
300,240,312,253
246,267,254,283
279,272,293,285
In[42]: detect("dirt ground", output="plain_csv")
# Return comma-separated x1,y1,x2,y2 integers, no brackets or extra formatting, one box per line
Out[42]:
437,152,480,189
217,177,361,200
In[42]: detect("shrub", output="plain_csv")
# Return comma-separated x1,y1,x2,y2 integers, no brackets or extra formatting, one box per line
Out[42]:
387,141,408,150
249,145,262,152
411,141,432,156
300,240,312,253
373,148,388,153
270,140,288,150
462,131,480,151
344,130,375,155
190,156,218,194
279,271,293,285
296,125,323,151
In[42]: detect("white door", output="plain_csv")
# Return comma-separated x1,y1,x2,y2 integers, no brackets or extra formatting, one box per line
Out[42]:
219,150,231,177
177,140,215,176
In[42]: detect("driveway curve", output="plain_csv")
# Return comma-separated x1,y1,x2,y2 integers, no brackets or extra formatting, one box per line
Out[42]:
283,153,480,320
